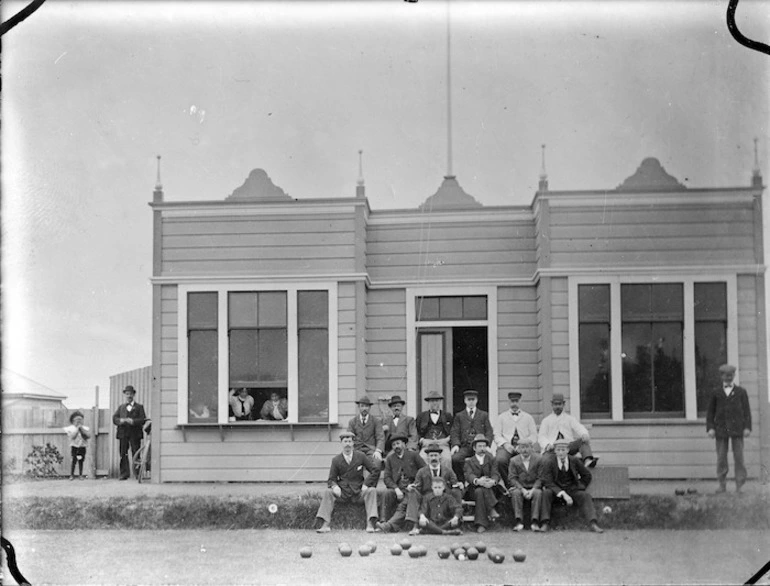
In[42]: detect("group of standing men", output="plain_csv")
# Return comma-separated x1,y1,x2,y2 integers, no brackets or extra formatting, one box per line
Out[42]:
315,388,604,535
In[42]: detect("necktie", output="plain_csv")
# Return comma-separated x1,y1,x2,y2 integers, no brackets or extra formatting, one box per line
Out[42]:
361,416,367,426
239,399,247,416
432,468,439,477
469,409,474,418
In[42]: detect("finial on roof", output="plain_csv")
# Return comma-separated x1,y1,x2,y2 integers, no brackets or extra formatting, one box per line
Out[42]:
752,137,763,188
538,144,549,193
153,155,164,202
356,149,366,198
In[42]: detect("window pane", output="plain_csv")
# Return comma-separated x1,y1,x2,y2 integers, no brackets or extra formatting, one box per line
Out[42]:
621,285,650,321
229,330,258,383
651,284,683,320
258,329,288,381
416,297,439,320
299,329,329,422
188,292,218,329
622,322,653,413
651,322,684,412
579,324,611,416
463,296,487,319
299,291,328,327
229,292,258,328
439,297,463,319
258,292,286,327
579,285,610,322
694,283,727,320
695,321,727,415
188,330,218,422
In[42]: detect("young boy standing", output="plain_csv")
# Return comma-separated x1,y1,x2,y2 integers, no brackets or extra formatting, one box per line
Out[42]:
63,411,90,480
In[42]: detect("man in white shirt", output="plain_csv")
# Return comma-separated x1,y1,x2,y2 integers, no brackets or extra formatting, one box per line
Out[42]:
493,391,538,478
538,393,598,468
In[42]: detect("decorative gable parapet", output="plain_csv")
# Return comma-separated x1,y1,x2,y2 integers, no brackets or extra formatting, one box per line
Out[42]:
419,175,483,210
615,158,686,192
226,169,293,201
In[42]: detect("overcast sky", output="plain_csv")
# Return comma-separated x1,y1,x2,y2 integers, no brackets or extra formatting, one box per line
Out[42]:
2,0,768,408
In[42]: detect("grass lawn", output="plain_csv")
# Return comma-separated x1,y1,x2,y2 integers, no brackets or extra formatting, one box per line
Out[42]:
3,529,768,585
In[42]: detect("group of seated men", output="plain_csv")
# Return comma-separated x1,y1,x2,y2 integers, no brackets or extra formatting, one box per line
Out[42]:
314,389,604,535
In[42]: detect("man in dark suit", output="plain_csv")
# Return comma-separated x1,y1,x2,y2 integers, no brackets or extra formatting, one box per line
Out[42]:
382,433,426,523
347,395,385,478
541,440,603,533
315,431,379,533
416,391,453,468
706,364,752,494
507,438,544,532
382,395,419,453
450,389,494,482
112,385,147,480
463,434,501,533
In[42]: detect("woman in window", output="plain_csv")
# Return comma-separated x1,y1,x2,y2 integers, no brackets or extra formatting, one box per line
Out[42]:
260,391,288,421
229,388,254,421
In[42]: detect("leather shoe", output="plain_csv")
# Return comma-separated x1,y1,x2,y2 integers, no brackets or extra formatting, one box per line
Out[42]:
589,522,604,534
530,523,540,532
539,522,550,533
513,522,524,532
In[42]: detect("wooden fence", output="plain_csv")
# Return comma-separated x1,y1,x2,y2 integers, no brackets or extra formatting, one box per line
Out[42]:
3,408,113,477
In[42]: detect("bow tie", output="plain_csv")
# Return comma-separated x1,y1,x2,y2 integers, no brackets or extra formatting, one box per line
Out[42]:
511,411,520,416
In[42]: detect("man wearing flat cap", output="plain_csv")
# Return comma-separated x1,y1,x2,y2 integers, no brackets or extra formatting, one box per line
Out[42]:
347,395,385,479
416,391,454,468
493,391,538,479
450,389,494,483
538,393,598,468
112,385,147,480
382,395,419,453
378,432,427,533
315,431,379,533
706,364,752,494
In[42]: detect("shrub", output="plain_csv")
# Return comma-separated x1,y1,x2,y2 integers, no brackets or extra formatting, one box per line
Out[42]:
24,443,63,478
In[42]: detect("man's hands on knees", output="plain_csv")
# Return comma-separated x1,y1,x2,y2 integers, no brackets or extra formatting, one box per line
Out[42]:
332,485,342,498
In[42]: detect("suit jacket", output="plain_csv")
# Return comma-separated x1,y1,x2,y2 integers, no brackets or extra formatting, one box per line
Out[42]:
383,449,427,490
419,493,463,523
541,455,592,493
415,410,454,443
327,450,379,499
414,464,459,495
706,385,752,438
464,452,500,486
507,453,544,490
112,402,147,440
450,409,494,449
347,415,385,454
382,414,419,452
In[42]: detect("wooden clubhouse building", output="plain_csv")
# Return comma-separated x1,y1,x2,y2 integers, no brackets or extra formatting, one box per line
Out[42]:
148,153,768,484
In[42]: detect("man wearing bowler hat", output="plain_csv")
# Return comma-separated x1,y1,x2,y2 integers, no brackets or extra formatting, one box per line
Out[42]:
538,393,598,468
382,395,419,453
450,389,493,482
112,385,147,480
706,364,752,494
347,395,385,478
463,434,501,533
415,391,454,468
493,391,538,479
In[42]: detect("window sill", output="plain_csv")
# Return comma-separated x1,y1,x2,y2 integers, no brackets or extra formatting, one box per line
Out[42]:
584,418,705,426
176,421,337,442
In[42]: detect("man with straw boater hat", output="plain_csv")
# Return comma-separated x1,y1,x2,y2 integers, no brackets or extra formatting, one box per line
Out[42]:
112,385,147,480
415,390,454,468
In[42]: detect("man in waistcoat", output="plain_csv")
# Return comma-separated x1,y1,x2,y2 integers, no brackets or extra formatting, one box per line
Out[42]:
112,385,147,480
347,395,385,478
382,395,419,453
415,391,454,469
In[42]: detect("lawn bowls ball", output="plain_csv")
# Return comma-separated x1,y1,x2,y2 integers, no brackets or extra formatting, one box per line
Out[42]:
418,545,428,557
399,538,412,550
338,543,353,557
366,541,377,553
453,548,466,560
437,546,451,559
513,549,526,562
299,547,312,559
461,542,472,551
408,547,421,559
450,542,462,552
390,544,403,556
466,547,479,560
474,541,487,554
358,545,371,557
491,551,505,564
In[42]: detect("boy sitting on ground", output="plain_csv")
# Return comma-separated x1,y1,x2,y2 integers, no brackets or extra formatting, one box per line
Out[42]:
417,476,463,535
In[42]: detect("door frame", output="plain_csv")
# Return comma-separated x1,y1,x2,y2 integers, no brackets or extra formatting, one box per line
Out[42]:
406,286,498,419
